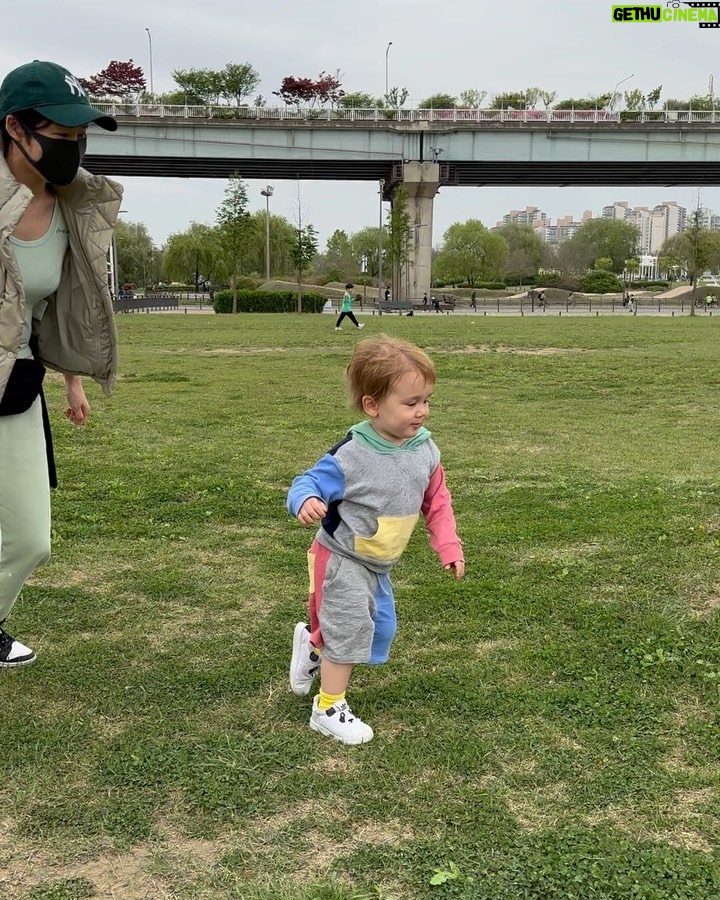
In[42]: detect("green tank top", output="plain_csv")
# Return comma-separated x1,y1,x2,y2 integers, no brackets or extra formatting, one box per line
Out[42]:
9,202,69,359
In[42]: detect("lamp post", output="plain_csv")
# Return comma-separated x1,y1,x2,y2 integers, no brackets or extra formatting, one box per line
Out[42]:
611,73,633,114
377,179,384,302
111,209,128,303
260,185,274,285
145,28,154,96
385,42,393,97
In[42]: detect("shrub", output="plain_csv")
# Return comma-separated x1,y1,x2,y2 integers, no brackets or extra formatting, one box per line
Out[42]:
235,276,261,291
628,280,670,290
541,276,583,292
213,290,328,313
582,270,623,293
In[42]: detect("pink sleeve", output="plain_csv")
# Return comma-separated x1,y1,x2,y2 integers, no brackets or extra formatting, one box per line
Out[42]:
421,464,463,566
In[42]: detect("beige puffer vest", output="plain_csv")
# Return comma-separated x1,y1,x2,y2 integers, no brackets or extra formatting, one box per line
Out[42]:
0,151,123,403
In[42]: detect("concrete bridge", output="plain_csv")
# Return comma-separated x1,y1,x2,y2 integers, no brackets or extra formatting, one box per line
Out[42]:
84,104,720,301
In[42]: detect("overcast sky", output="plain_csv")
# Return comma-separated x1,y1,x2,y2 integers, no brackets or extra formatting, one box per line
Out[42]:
4,0,720,249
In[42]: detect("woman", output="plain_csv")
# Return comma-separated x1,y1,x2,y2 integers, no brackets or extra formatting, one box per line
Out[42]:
0,60,122,667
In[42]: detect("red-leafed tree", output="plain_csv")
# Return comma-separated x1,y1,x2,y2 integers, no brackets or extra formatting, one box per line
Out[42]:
79,60,146,98
273,71,344,108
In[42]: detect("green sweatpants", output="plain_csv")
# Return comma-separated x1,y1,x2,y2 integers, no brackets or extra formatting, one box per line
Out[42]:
0,397,51,623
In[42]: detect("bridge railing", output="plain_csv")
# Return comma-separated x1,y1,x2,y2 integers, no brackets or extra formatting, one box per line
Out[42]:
92,104,720,125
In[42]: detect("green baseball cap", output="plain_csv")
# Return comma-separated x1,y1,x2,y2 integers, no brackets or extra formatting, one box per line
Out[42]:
0,60,117,131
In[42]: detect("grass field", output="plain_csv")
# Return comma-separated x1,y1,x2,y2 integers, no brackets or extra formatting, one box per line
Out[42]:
2,313,720,899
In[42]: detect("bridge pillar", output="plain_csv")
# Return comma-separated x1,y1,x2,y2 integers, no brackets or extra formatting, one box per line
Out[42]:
393,162,440,303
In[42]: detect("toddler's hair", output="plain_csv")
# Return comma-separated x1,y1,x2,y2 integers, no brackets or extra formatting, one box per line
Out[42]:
346,336,436,412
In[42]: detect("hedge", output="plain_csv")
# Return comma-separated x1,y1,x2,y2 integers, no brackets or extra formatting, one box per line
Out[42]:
213,290,329,313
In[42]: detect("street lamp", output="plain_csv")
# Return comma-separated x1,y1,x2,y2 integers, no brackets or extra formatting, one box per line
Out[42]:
260,185,274,285
385,42,393,97
377,179,384,302
111,209,128,303
145,28,154,96
611,73,633,113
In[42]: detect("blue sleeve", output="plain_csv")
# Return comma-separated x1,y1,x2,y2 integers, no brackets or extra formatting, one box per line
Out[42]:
287,453,346,517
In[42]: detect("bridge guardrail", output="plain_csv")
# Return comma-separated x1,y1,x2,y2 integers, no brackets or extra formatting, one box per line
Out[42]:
93,104,720,126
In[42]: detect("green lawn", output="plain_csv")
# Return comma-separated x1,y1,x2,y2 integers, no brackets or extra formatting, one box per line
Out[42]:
2,314,720,899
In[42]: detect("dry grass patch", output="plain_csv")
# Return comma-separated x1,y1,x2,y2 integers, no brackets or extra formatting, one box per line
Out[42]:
517,542,603,565
684,584,720,618
437,344,589,357
0,817,239,900
505,781,570,831
587,792,717,854
475,638,521,658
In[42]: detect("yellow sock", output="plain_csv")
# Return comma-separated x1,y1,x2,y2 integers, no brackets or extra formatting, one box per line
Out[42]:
318,689,345,711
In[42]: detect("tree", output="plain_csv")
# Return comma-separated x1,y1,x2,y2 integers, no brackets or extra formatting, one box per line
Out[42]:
292,225,319,312
623,89,645,112
646,86,662,109
434,220,508,287
80,60,145,98
349,226,387,278
538,90,558,109
220,63,260,105
387,187,413,299
216,175,254,313
552,239,595,277
171,68,223,105
625,257,640,281
623,85,663,111
241,211,298,278
274,72,344,108
418,94,457,109
339,92,378,109
114,219,159,286
494,224,549,280
554,94,612,110
492,91,531,109
314,229,356,280
459,89,487,109
164,222,223,286
383,87,409,109
661,213,720,301
565,219,640,273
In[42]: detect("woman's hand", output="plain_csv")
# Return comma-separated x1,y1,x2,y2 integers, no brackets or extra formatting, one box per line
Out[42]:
64,375,90,426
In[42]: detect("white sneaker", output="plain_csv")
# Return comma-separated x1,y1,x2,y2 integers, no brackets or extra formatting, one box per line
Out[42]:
357,323,365,329
0,626,36,668
289,622,320,696
335,327,341,331
310,695,374,745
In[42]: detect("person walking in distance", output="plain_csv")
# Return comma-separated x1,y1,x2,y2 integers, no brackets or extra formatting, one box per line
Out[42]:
0,61,122,667
335,283,364,331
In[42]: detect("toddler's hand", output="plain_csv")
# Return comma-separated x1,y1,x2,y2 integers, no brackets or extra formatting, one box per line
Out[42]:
444,560,465,580
297,497,328,525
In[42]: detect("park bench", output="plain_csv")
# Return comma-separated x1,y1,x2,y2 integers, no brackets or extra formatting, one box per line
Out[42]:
376,299,415,314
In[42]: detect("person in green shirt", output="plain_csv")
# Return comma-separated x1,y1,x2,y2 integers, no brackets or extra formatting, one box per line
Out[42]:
335,283,365,331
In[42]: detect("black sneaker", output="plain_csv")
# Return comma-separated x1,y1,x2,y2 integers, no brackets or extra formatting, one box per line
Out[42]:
0,625,36,668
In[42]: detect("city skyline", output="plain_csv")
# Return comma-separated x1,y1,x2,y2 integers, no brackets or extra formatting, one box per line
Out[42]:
495,197,716,256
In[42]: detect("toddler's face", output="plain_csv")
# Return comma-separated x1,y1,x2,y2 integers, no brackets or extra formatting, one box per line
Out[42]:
366,370,432,445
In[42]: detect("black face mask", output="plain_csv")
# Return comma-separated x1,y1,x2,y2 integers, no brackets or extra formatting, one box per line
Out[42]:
14,132,87,187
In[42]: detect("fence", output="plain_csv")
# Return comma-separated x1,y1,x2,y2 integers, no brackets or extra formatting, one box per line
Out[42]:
113,294,179,313
93,104,720,126
458,295,709,316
